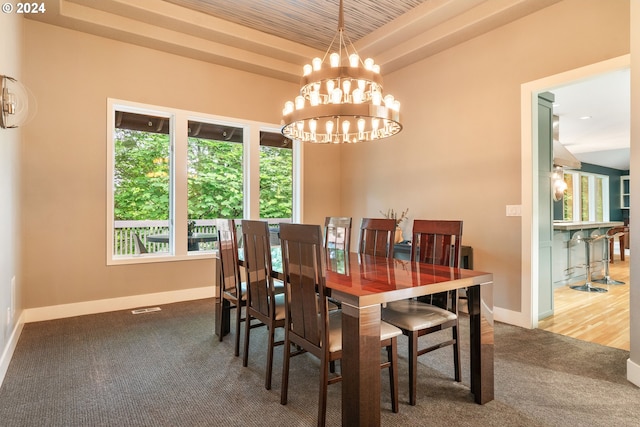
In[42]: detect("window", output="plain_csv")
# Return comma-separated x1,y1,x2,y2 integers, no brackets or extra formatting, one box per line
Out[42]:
259,131,293,219
107,99,299,264
562,171,609,222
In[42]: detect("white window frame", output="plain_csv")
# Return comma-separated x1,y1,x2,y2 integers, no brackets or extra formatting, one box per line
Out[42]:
564,170,609,222
107,98,301,265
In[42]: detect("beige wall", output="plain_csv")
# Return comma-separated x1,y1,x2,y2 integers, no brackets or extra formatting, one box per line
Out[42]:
341,0,630,312
18,1,632,322
0,13,23,368
302,144,343,226
21,20,315,309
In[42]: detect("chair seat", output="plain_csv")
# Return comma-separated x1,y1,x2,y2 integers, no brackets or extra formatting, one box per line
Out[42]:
382,300,457,332
274,292,286,321
328,311,402,353
223,282,247,301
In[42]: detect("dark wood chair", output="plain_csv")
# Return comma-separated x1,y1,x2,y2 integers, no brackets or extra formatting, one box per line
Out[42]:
279,223,401,427
381,219,463,406
133,233,148,255
324,216,352,251
215,219,245,357
241,219,287,390
608,225,629,263
358,218,396,258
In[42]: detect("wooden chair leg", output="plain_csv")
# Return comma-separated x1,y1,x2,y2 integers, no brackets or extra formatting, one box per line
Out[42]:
280,336,291,405
265,325,275,390
217,299,225,343
243,312,251,367
409,332,418,406
234,302,242,357
318,356,329,427
453,325,461,382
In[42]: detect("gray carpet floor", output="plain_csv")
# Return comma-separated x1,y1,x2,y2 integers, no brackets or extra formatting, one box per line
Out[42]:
0,298,638,426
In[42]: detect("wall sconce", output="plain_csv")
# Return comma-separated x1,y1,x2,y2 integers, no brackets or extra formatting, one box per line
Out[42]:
1,75,34,129
552,165,567,201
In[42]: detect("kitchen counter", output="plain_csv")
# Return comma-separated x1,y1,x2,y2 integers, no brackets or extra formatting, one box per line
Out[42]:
553,221,624,231
552,221,623,287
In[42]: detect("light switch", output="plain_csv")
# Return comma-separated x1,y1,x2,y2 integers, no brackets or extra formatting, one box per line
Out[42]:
506,205,522,217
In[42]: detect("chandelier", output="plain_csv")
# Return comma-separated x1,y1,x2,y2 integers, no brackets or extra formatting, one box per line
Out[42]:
281,0,402,144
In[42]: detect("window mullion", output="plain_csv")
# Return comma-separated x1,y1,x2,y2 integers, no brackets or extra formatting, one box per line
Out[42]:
173,113,189,254
245,126,261,219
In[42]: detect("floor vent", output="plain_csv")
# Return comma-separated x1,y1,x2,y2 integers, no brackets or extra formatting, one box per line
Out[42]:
131,307,162,315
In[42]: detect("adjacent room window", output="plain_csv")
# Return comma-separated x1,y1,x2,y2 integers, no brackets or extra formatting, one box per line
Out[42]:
563,171,609,222
107,100,298,264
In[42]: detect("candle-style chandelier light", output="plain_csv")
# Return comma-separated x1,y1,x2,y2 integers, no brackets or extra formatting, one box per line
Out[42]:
281,0,402,144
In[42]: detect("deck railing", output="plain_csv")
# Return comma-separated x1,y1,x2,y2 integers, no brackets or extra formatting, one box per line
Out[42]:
113,218,290,256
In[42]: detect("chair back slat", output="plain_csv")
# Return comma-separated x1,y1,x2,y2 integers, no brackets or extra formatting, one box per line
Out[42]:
242,220,277,318
216,219,241,296
358,218,396,258
280,223,327,352
412,220,463,267
324,216,352,251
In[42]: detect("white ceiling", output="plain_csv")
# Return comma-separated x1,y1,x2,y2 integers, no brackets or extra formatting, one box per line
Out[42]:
551,68,630,171
27,0,628,170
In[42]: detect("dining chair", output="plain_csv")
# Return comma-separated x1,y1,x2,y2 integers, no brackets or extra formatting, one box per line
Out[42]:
215,219,245,357
133,233,148,255
358,218,396,258
241,219,287,390
324,216,352,251
381,219,463,406
279,223,401,427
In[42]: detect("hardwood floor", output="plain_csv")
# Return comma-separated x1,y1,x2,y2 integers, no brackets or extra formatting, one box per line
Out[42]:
538,251,630,351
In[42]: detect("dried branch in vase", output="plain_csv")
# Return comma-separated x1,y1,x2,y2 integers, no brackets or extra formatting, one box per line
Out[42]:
380,208,409,227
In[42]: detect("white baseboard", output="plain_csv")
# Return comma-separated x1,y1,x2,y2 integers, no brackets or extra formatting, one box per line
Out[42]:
23,286,216,323
627,358,640,388
0,311,25,388
494,306,532,329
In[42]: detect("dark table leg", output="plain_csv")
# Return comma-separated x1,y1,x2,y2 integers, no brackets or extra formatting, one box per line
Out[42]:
468,283,494,404
340,302,382,426
214,298,231,337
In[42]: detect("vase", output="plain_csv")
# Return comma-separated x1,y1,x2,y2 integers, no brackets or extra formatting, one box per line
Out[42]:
394,227,403,244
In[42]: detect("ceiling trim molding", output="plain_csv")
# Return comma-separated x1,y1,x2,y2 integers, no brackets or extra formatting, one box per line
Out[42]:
28,0,562,82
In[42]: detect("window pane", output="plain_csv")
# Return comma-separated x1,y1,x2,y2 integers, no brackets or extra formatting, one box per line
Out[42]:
563,173,573,220
113,111,171,256
188,121,244,251
595,177,604,221
580,175,590,221
259,131,292,220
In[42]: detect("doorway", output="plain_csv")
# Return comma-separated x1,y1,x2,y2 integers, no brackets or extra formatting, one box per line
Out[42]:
520,55,631,335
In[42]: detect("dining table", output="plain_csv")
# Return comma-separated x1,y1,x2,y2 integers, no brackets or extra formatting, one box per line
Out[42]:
219,247,494,426
324,251,494,426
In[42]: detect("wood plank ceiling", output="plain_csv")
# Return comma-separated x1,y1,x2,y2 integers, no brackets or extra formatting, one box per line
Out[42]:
163,0,429,51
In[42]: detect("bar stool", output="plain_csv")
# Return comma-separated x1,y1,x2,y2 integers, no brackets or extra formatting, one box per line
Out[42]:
570,234,607,293
594,227,627,286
